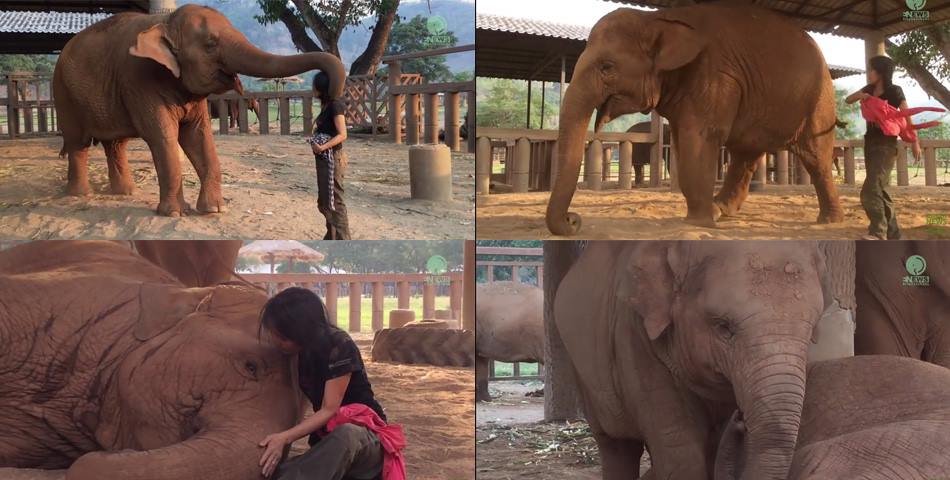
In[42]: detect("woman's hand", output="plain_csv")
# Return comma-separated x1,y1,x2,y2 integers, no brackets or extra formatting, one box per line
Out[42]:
259,431,292,478
845,91,871,104
912,141,922,162
311,143,325,154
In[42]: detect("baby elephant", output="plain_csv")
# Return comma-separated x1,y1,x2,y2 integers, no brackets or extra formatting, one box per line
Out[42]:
715,355,950,480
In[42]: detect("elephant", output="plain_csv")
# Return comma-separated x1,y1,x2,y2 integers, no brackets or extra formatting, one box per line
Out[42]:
132,239,243,287
208,82,262,130
715,355,950,480
475,281,544,402
546,4,844,235
626,121,671,186
854,240,950,366
0,241,299,480
53,4,345,216
555,241,832,480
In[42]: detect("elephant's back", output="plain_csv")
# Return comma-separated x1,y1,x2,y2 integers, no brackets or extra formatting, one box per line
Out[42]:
475,282,544,361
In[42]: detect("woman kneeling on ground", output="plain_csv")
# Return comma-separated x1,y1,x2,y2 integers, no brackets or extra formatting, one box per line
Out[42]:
258,287,405,480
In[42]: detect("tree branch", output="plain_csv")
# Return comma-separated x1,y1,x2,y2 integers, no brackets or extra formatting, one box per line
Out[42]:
348,0,401,75
275,3,322,53
290,0,340,56
887,38,950,109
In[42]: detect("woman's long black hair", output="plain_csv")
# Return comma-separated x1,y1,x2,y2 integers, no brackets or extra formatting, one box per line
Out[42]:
312,72,332,104
259,287,342,355
868,55,896,88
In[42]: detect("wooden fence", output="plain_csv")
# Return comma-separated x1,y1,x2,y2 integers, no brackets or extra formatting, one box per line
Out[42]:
243,272,464,333
476,246,544,382
2,73,56,138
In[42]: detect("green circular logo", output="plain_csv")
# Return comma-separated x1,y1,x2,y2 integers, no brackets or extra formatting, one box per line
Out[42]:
906,255,927,276
426,15,448,34
906,0,926,10
426,255,448,275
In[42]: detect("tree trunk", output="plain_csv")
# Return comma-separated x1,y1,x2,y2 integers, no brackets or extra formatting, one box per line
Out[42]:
275,3,322,53
290,0,341,57
349,0,401,75
542,240,584,421
818,241,855,310
888,39,950,110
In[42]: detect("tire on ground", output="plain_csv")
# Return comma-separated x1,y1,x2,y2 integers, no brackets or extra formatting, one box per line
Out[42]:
371,327,474,367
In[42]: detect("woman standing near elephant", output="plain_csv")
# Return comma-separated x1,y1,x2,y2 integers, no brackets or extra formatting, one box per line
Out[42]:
309,72,352,240
846,55,922,240
257,287,394,480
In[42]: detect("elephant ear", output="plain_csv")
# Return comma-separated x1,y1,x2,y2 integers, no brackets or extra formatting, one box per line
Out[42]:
135,284,213,341
626,242,688,341
129,24,181,78
652,18,705,72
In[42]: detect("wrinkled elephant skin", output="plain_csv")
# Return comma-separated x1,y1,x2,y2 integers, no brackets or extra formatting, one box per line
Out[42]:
555,241,829,480
715,356,950,480
475,282,544,402
546,4,843,235
0,241,298,480
133,239,243,287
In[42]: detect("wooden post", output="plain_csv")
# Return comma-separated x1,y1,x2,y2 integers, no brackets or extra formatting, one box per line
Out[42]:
512,137,531,192
925,146,937,186
844,147,855,185
423,283,436,320
585,140,603,191
424,93,440,144
897,145,909,186
371,282,385,332
406,94,420,145
463,241,475,331
349,282,362,332
467,90,476,153
302,95,313,134
397,281,410,309
511,265,520,283
388,61,403,144
370,76,378,139
37,79,47,133
602,146,612,183
326,282,339,327
450,277,462,324
217,98,229,134
476,137,491,194
776,150,789,185
238,98,249,133
279,97,290,135
649,113,663,186
755,153,767,183
444,91,460,151
259,98,270,134
619,141,633,189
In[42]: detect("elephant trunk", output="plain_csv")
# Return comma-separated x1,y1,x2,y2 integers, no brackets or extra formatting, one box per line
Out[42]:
222,35,346,99
545,74,600,236
731,343,808,480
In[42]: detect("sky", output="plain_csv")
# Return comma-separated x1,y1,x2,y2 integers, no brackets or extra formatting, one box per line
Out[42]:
477,0,946,110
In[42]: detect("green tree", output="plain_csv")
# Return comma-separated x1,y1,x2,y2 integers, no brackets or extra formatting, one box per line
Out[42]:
385,14,457,82
917,121,950,162
476,78,559,129
887,23,950,109
0,55,57,75
834,86,862,140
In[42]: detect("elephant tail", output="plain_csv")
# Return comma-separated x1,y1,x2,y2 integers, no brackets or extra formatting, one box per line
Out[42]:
835,118,848,129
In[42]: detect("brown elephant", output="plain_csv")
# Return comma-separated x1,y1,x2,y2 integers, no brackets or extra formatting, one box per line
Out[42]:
715,356,950,480
555,241,831,480
0,241,299,480
208,83,262,130
475,281,544,402
854,240,950,366
132,239,243,287
546,4,843,235
53,4,344,216
627,121,671,187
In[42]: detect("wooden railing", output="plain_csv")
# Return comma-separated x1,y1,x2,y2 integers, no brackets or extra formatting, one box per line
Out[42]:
243,272,464,333
476,246,544,382
383,44,475,153
2,73,56,138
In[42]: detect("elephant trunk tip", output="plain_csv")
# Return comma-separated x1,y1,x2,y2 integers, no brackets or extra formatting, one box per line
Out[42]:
546,211,582,236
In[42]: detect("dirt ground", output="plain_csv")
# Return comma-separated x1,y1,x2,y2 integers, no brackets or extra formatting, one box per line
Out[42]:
476,382,649,480
0,135,474,240
0,338,474,480
476,184,950,239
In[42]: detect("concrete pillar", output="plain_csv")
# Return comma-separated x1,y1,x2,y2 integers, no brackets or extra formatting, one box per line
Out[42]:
422,283,436,320
423,93,440,144
669,135,680,193
408,144,453,201
371,282,385,332
925,147,937,186
444,92,460,151
149,0,175,13
584,140,603,191
325,282,338,326
349,282,362,332
602,146,612,183
397,281,410,309
389,309,415,329
475,137,491,195
795,157,810,185
388,62,403,144
511,137,531,192
865,31,886,84
619,141,633,189
649,113,663,186
754,153,767,183
406,94,420,145
844,147,856,185
776,150,789,185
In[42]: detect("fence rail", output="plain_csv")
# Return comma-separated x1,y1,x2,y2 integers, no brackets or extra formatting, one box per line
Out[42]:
243,272,464,333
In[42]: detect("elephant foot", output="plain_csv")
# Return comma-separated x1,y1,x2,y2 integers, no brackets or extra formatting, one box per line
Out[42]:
66,181,92,196
714,198,740,218
156,199,190,217
109,181,135,196
476,393,493,403
817,208,845,224
196,192,227,214
684,216,718,228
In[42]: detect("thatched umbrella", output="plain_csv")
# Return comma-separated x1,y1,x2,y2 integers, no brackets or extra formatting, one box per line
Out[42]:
239,240,325,273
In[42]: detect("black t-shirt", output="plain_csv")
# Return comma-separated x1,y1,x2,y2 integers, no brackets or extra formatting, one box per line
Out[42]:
298,329,385,445
314,99,346,138
861,83,906,140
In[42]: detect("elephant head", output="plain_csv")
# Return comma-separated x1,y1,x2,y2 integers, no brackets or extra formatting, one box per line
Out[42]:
66,284,299,480
130,4,345,98
546,8,705,235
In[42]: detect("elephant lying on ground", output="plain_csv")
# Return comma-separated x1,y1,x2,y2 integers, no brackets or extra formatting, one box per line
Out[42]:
715,355,950,480
546,4,843,235
855,240,950,366
555,241,831,480
132,239,243,287
0,241,298,480
54,5,344,216
475,282,544,402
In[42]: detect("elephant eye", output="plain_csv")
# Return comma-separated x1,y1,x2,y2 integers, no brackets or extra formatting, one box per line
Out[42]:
244,360,258,376
600,62,616,75
712,317,735,340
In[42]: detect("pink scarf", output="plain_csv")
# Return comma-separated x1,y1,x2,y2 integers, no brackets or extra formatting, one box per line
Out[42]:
860,96,945,143
325,404,407,480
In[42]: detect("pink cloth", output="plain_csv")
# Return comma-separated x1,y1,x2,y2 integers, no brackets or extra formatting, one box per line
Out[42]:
860,95,945,143
325,404,407,480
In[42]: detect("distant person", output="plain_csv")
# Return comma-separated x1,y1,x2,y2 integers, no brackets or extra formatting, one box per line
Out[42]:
307,72,351,239
846,55,922,240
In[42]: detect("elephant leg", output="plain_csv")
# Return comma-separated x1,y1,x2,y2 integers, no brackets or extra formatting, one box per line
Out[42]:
65,146,92,196
853,292,919,359
594,432,644,479
475,354,491,402
103,139,134,195
671,123,721,227
792,107,844,223
714,149,762,217
142,131,189,217
179,114,226,214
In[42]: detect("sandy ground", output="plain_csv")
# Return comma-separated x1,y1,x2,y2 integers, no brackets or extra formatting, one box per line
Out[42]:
476,184,950,239
476,382,649,480
0,135,474,240
0,338,474,480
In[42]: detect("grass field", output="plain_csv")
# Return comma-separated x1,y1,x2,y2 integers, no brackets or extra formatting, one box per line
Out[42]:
492,361,540,378
332,295,451,332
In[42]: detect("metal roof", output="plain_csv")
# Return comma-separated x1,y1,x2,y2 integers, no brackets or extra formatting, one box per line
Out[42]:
476,13,866,82
0,0,148,13
0,10,109,33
